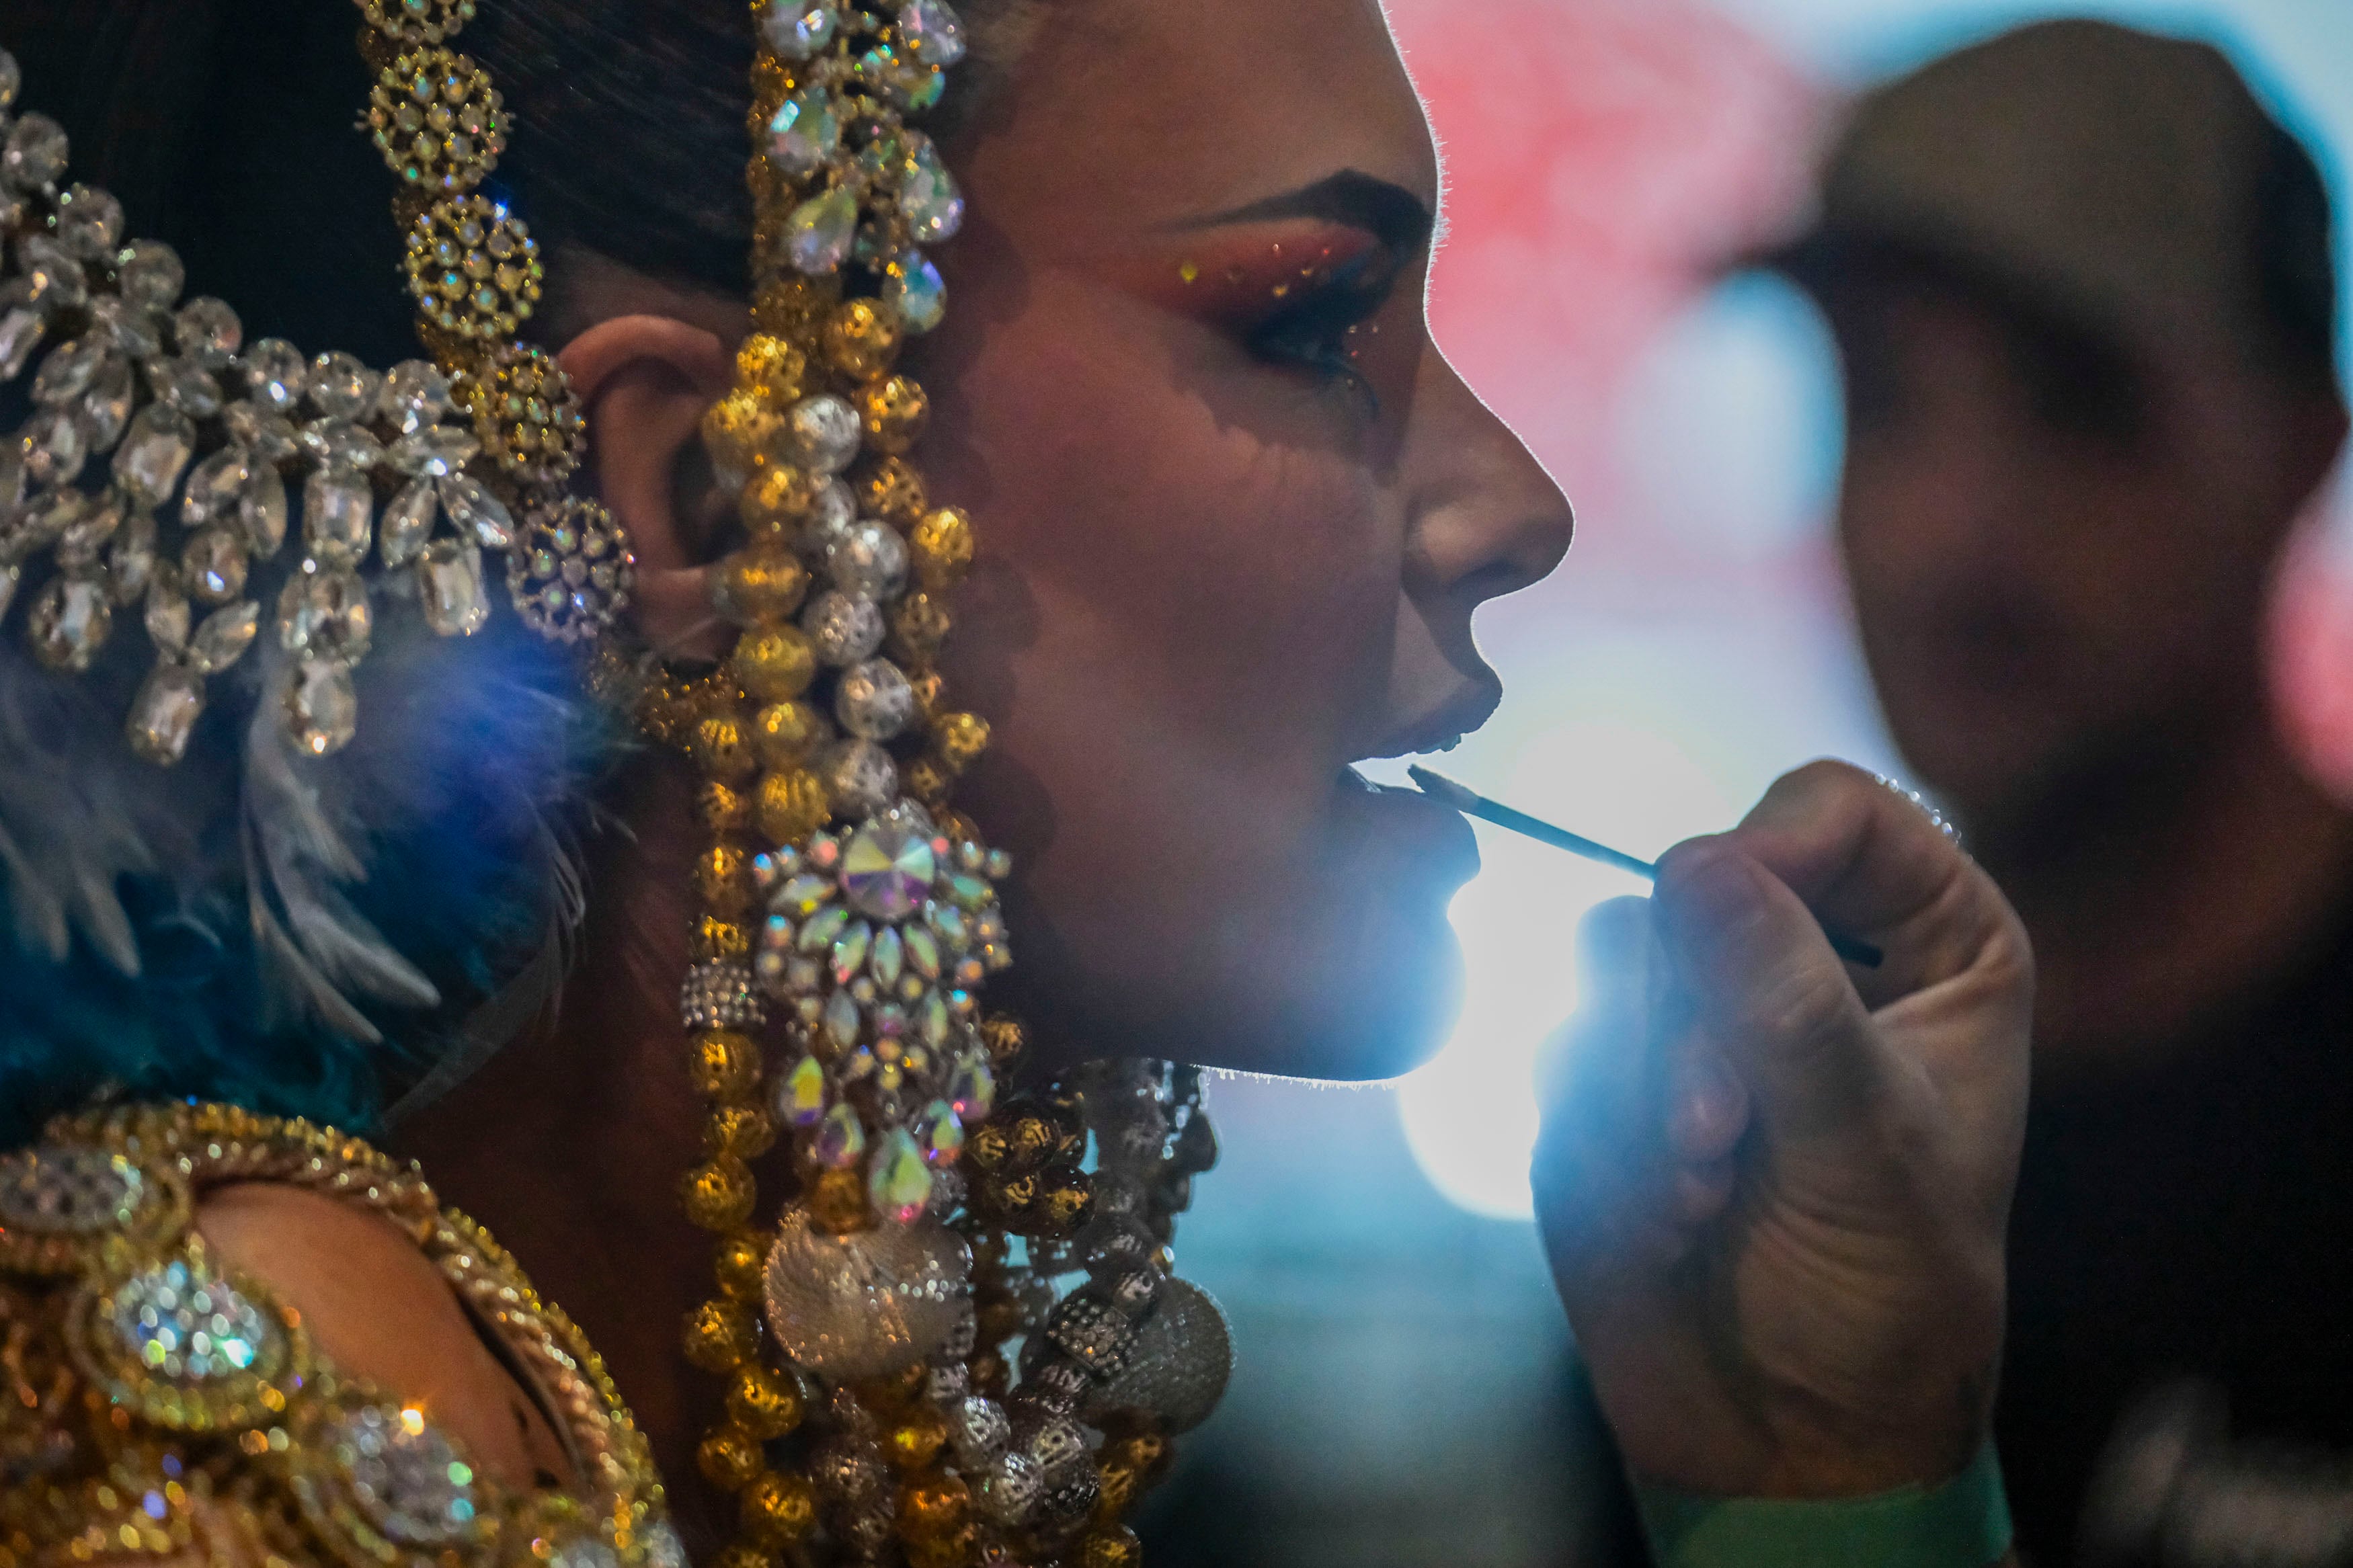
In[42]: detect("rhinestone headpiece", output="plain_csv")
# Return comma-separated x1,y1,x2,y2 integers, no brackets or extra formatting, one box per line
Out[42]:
0,12,629,766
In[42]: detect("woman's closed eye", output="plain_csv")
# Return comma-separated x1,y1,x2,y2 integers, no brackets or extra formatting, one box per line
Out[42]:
1244,246,1401,414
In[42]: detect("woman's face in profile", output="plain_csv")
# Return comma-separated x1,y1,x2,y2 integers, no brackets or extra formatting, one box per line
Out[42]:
920,0,1573,1080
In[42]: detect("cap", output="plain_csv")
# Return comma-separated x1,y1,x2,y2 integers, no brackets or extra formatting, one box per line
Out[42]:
1772,19,2338,392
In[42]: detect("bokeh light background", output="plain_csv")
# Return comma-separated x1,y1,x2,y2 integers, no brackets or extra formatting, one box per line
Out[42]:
1142,3,2353,1565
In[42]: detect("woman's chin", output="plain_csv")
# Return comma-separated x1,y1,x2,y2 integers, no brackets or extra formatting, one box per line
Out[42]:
1185,825,1476,1082
998,767,1482,1081
1003,866,1470,1085
1281,921,1467,1083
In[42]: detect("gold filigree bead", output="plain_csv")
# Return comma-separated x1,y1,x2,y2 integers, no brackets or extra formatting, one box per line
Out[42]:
737,334,809,408
726,1364,807,1441
714,1233,770,1302
461,342,584,485
753,270,847,338
733,626,818,704
696,842,759,917
854,376,930,454
694,710,760,784
681,1156,758,1232
859,1363,931,1412
1103,1423,1172,1482
740,1470,820,1546
980,1015,1027,1069
822,300,904,380
969,1349,1009,1398
904,1532,975,1568
739,465,821,538
1003,1115,1056,1171
856,456,929,526
1077,1526,1144,1568
699,780,754,835
984,1171,1040,1225
696,1423,767,1491
369,48,505,194
749,54,795,120
636,662,723,749
356,0,477,46
688,1030,764,1102
901,756,953,808
931,710,990,770
693,915,754,964
756,768,830,844
1038,1172,1094,1236
717,547,811,626
889,591,953,667
1093,1462,1141,1524
963,1120,1013,1175
908,669,947,720
404,193,543,343
705,1104,778,1161
682,1299,761,1374
896,1471,971,1540
910,507,974,590
752,700,828,770
885,1409,949,1474
754,274,844,339
807,1169,873,1234
703,388,788,484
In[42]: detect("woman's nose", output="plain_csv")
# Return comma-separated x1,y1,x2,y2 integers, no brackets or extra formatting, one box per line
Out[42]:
1401,343,1574,613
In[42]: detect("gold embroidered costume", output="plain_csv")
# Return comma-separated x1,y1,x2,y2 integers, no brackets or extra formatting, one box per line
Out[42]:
0,1104,672,1568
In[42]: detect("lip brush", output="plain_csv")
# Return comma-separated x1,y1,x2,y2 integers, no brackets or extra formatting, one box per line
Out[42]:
1407,766,1886,970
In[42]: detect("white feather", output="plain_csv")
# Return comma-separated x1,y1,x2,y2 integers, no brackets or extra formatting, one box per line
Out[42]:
238,651,440,1028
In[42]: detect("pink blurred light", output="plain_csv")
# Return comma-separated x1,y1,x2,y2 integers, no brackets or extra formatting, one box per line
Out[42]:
1388,0,1821,552
1393,0,2353,795
2274,523,2353,800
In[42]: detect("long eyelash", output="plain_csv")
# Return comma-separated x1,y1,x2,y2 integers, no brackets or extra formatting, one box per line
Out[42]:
1300,343,1381,419
1247,254,1393,417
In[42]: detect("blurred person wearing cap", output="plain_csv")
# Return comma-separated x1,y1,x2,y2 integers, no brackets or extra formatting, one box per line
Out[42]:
1769,17,2353,1566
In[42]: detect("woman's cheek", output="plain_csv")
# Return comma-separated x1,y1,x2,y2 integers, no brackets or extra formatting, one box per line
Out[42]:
961,276,1395,696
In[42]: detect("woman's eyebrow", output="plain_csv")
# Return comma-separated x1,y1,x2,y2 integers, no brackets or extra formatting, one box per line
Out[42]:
1170,170,1435,251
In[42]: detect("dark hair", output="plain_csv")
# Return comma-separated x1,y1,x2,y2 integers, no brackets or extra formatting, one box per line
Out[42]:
2,0,760,365
2251,115,2340,399
1817,240,2160,451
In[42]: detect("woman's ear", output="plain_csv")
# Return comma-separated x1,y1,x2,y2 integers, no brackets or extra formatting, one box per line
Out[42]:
557,315,737,657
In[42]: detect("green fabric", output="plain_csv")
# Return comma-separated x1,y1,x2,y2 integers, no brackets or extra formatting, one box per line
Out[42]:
1635,1443,2013,1568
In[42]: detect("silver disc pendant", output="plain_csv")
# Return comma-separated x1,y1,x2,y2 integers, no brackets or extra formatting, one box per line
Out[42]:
1080,1276,1233,1434
763,1208,971,1383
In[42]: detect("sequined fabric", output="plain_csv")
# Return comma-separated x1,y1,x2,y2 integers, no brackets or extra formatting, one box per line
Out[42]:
0,1103,671,1568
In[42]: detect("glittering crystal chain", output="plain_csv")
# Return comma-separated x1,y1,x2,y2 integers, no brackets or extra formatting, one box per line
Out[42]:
653,5,1231,1567
0,0,628,768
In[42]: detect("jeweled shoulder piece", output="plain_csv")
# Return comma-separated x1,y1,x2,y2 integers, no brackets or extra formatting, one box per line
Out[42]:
0,4,629,768
0,1104,675,1568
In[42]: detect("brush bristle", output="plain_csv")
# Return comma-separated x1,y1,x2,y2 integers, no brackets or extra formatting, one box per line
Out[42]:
1406,766,1483,811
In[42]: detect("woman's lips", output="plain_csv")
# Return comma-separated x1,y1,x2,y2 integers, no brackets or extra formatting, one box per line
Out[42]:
1336,766,1481,886
1357,680,1503,763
